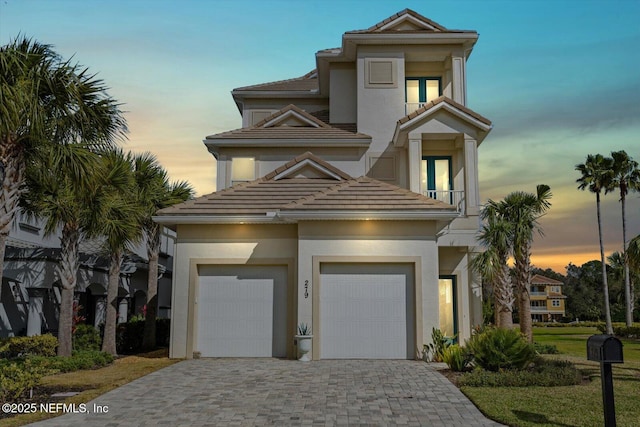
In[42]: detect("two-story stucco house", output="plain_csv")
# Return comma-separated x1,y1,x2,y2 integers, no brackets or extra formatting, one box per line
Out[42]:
155,9,492,360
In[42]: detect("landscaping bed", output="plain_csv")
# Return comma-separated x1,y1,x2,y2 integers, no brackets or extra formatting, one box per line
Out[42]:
434,326,640,427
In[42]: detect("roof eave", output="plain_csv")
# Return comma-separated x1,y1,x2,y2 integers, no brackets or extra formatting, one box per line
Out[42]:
204,139,371,148
277,210,459,220
152,214,289,227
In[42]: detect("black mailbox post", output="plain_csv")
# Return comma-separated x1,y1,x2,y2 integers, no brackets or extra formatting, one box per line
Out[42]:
587,334,624,427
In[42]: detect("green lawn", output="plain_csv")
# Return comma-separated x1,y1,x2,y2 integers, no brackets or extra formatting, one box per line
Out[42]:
461,326,640,427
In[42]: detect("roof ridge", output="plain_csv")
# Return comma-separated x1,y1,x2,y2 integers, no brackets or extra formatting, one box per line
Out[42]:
281,178,355,209
233,70,317,91
262,152,352,181
252,104,330,129
397,95,492,126
349,8,448,34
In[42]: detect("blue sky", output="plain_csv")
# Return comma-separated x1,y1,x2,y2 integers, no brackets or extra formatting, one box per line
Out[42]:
1,0,639,272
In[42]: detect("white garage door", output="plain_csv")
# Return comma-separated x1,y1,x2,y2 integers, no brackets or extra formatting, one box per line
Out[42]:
320,263,415,359
197,265,287,357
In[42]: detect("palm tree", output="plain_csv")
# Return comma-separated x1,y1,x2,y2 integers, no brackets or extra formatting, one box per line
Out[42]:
473,202,515,329
576,154,614,334
131,153,193,351
606,150,640,326
96,149,143,356
0,36,125,283
629,235,640,315
500,185,552,342
20,145,102,356
21,145,136,356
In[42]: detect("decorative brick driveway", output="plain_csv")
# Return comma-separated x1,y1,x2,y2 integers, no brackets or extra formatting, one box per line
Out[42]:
29,359,503,426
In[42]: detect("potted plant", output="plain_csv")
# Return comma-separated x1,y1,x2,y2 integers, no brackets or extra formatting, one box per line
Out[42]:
295,322,313,361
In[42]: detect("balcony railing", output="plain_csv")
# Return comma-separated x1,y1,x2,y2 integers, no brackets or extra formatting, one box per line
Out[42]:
531,306,548,312
424,190,465,214
530,291,547,296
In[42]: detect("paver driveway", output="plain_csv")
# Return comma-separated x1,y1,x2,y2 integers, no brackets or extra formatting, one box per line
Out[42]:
29,359,503,426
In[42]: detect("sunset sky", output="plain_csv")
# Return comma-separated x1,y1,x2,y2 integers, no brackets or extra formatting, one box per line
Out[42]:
1,0,638,274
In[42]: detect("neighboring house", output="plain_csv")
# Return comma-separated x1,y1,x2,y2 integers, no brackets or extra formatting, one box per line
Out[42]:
155,9,492,360
0,210,176,338
530,274,566,322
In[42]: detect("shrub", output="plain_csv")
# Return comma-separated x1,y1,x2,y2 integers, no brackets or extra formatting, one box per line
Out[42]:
465,327,536,371
442,344,472,372
612,325,640,339
595,322,640,336
459,358,582,387
73,324,101,352
27,351,114,373
117,318,171,354
423,328,454,362
0,359,52,401
0,334,58,359
533,342,559,354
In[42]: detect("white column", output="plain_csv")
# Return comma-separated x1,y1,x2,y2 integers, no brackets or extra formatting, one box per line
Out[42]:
94,296,106,327
464,137,479,215
216,155,227,191
118,298,129,324
408,135,422,194
26,288,45,336
451,55,466,105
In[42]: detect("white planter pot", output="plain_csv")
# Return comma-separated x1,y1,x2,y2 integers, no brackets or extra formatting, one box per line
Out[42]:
295,335,313,361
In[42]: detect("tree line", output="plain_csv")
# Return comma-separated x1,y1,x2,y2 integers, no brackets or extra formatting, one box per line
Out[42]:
1,37,193,356
576,151,639,332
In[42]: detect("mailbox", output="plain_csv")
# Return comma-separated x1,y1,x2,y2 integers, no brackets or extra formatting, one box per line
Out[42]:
587,335,624,363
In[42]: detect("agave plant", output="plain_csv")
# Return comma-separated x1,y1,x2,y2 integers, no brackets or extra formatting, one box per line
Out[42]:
297,322,312,336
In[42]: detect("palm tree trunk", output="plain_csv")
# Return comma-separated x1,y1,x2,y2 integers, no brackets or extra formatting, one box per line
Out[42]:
516,244,533,342
496,263,514,329
142,224,160,350
620,192,633,326
56,222,80,357
0,143,25,283
102,250,122,356
596,192,614,334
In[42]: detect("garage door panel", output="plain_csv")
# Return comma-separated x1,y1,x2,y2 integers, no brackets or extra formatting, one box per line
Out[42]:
320,264,414,359
197,265,287,358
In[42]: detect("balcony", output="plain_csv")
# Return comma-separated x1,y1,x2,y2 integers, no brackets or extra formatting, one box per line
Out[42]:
424,190,465,214
530,291,547,296
531,306,548,312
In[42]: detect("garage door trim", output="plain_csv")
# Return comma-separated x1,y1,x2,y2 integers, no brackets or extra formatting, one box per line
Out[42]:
185,257,296,359
312,256,423,360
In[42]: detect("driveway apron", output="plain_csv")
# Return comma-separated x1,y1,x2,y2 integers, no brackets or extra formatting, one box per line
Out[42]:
28,359,503,426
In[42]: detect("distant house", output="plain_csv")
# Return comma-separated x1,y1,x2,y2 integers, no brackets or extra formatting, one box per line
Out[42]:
1,210,176,338
154,9,492,360
530,274,566,322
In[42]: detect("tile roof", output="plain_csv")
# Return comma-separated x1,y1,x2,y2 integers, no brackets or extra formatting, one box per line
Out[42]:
397,96,492,126
531,274,564,286
281,177,455,212
346,9,474,34
206,104,370,141
156,152,455,219
233,70,318,92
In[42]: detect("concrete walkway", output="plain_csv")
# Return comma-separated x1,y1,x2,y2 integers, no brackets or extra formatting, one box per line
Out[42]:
29,359,503,426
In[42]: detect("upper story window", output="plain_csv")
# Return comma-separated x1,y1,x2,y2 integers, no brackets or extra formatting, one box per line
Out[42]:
421,156,452,203
406,77,441,114
231,157,255,185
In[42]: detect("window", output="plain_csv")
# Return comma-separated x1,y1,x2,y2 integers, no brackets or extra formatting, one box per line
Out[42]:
421,156,452,203
439,277,457,338
551,286,560,293
551,300,560,307
405,77,441,113
231,157,255,185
